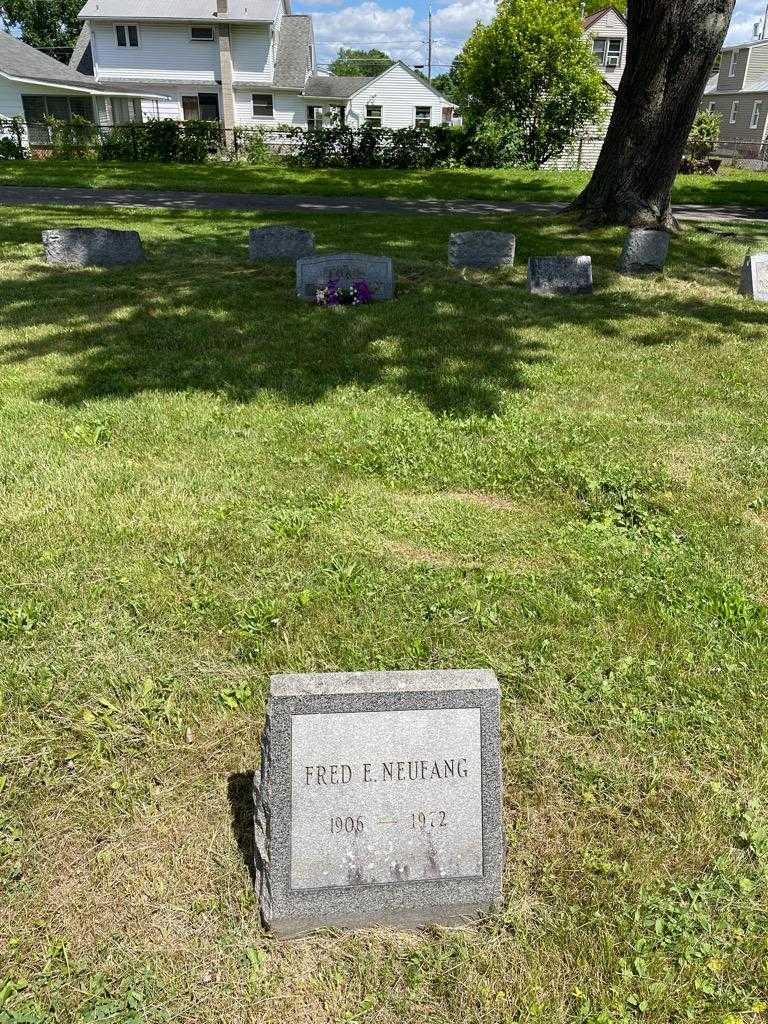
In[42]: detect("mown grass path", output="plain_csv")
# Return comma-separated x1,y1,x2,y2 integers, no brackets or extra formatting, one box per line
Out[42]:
1,205,768,1023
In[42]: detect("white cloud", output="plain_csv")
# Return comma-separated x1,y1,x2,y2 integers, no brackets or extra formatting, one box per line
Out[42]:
727,0,767,41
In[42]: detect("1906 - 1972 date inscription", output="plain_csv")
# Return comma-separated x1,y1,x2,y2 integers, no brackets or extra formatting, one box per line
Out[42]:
330,811,448,835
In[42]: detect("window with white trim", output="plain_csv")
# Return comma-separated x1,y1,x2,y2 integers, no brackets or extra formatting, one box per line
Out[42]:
111,97,143,124
593,37,623,67
115,24,140,47
414,106,431,128
728,50,737,76
252,94,274,117
190,25,215,41
730,99,739,123
306,104,323,128
365,104,382,127
751,99,763,128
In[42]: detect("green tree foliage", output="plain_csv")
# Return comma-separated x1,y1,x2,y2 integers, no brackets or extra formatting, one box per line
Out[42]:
583,0,627,15
431,58,461,103
454,0,607,166
681,109,722,171
0,0,82,48
328,47,394,78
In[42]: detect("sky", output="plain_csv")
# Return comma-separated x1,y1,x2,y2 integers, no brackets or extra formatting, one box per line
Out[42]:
292,0,768,73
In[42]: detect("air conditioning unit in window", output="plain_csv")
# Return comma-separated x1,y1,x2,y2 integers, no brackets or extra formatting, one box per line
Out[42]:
606,55,620,67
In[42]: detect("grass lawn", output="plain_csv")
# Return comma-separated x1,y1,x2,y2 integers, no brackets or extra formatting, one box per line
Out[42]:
2,159,768,208
2,204,768,1024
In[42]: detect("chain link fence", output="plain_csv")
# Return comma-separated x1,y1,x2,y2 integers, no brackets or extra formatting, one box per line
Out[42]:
713,137,768,171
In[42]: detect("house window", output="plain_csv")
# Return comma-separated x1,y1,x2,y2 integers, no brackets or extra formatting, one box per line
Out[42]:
190,25,215,41
365,104,382,127
307,105,323,128
441,106,454,125
252,94,274,118
728,50,737,76
593,37,622,66
111,97,143,124
182,93,220,121
414,105,431,127
115,24,140,47
328,105,345,125
730,99,739,123
21,94,95,145
751,100,763,128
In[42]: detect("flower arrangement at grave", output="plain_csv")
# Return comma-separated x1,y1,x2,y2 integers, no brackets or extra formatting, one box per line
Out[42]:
315,278,373,307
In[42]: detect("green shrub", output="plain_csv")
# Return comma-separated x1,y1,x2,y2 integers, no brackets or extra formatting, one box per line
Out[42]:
461,113,526,168
0,117,25,159
45,115,98,159
285,124,461,170
681,110,722,173
99,118,224,163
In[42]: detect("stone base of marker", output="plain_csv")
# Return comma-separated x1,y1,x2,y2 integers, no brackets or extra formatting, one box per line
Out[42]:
618,229,670,275
528,256,593,295
42,228,145,267
249,225,315,262
297,252,394,301
253,670,503,938
449,231,516,270
739,253,768,302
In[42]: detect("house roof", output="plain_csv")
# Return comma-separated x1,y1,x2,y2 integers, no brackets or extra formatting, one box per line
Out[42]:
273,15,312,89
582,6,627,30
0,28,164,95
78,0,283,23
302,74,374,99
70,24,93,74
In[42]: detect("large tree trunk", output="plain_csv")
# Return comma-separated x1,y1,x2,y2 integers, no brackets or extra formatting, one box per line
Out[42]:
570,0,736,228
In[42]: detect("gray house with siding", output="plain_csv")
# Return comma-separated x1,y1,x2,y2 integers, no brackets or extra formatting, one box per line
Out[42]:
702,37,768,156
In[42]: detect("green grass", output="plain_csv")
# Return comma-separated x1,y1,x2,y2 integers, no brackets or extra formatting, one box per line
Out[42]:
2,159,768,207
1,204,768,1024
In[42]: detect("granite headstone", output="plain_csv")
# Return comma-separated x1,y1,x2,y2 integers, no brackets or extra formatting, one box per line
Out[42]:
739,253,768,302
449,231,516,269
527,256,593,296
249,226,315,262
42,228,145,267
296,252,395,301
618,229,671,274
253,669,503,938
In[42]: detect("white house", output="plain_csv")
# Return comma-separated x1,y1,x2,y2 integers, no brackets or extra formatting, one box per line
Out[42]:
69,0,452,132
549,4,627,170
0,29,163,146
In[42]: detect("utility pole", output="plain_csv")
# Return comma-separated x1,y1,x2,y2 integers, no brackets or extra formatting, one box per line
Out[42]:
427,3,432,82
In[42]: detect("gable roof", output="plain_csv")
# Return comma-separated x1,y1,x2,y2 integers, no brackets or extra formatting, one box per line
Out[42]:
302,74,373,99
69,24,93,74
0,28,165,95
274,15,312,89
344,61,450,104
78,0,283,23
582,6,627,31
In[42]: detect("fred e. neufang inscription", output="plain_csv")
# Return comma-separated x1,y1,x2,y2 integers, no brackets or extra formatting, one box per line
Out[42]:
253,670,503,938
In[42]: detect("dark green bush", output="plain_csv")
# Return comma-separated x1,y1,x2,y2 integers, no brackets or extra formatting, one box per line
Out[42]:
99,118,225,163
284,124,464,169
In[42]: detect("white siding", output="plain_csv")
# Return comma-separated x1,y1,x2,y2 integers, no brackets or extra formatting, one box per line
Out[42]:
234,88,304,125
92,21,221,83
584,8,627,91
140,93,183,120
347,65,446,129
231,25,273,83
0,79,23,119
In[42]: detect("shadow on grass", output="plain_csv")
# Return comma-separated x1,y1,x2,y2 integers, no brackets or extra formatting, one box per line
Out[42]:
1,207,768,414
227,771,256,885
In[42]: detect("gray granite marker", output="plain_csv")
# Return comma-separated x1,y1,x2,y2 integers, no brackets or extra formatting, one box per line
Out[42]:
296,252,395,301
739,253,768,302
449,231,516,269
249,225,315,262
618,229,671,274
254,669,503,938
42,228,145,267
528,256,593,295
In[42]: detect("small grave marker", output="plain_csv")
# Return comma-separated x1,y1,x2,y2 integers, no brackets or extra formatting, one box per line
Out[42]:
42,228,145,267
296,253,394,301
449,231,516,269
249,226,315,262
739,253,768,302
528,256,593,295
618,229,671,274
253,669,503,937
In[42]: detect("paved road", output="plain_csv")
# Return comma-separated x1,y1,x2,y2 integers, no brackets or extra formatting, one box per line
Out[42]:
0,184,767,223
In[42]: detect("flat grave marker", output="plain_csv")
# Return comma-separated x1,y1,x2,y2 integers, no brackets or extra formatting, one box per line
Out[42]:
449,231,517,269
249,225,315,262
296,252,395,301
739,253,768,302
528,255,593,296
253,669,503,937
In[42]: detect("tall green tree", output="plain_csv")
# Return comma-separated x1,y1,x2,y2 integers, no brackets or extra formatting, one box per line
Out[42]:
328,47,394,78
454,0,606,166
583,0,627,14
0,0,82,48
571,0,735,226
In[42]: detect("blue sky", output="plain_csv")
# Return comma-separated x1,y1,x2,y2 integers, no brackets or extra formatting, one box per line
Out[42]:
293,0,767,72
